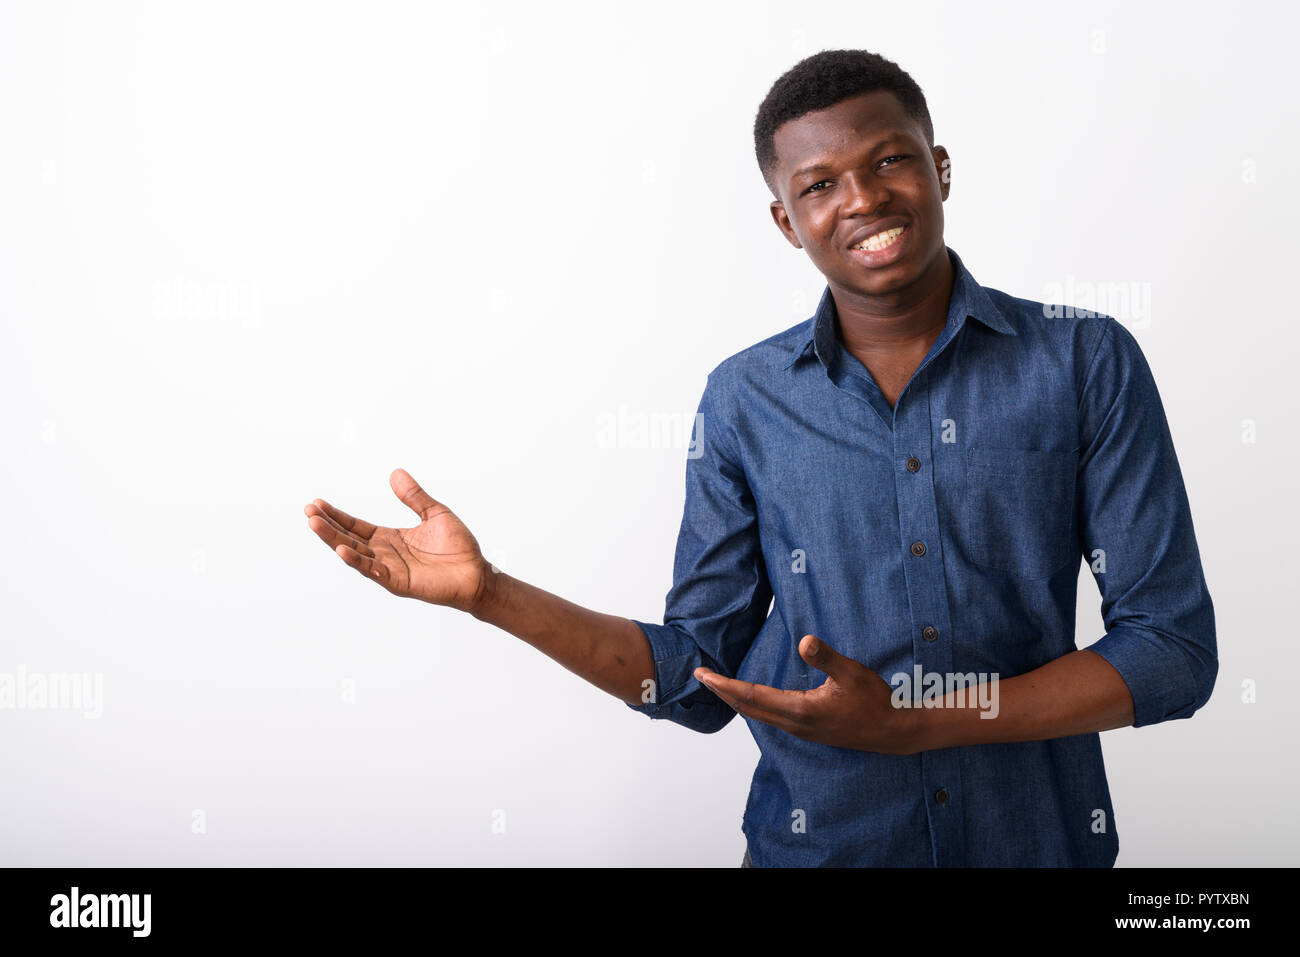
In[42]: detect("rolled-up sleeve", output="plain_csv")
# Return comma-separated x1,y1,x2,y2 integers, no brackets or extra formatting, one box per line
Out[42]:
627,370,773,734
1077,317,1218,728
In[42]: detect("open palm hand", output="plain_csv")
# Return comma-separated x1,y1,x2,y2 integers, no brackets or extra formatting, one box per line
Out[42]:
305,468,489,612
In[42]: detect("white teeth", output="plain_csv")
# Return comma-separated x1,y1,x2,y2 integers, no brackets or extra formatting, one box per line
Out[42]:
852,226,905,251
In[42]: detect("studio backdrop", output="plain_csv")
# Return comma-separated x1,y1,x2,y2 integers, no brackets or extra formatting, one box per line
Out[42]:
0,0,1294,866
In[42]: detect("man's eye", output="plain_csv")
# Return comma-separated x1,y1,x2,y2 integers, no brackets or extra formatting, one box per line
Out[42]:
804,157,909,195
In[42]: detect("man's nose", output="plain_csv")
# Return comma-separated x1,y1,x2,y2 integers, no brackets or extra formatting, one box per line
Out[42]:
839,172,890,217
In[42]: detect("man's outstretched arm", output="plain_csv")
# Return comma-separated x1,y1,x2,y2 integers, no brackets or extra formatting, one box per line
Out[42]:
469,569,655,707
305,468,654,707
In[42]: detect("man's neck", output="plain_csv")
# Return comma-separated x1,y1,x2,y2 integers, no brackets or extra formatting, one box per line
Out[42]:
828,249,956,408
831,248,954,356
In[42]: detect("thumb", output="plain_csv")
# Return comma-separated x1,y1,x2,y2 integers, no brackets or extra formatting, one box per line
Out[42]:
390,468,443,520
799,634,855,680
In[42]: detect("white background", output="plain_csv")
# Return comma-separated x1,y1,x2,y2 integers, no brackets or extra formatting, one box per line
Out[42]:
1,0,1295,866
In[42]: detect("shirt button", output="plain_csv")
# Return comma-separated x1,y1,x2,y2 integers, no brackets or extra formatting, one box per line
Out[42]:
905,456,921,472
922,626,939,642
935,788,950,805
910,541,926,557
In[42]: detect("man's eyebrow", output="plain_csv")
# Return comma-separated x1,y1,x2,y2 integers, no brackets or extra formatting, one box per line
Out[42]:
788,133,913,183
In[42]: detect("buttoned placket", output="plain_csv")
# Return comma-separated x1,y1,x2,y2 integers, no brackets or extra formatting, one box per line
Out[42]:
816,311,972,868
893,363,967,867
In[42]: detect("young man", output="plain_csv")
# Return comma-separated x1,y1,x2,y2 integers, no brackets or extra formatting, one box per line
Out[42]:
305,49,1216,867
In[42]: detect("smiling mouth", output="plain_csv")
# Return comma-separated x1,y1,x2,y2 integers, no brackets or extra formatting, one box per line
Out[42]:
850,225,907,252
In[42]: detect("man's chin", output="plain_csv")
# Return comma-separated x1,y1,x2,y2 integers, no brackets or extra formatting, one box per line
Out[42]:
841,243,945,296
837,262,919,298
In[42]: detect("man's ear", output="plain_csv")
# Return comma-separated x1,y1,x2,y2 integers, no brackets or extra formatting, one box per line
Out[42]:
769,200,803,249
933,145,952,201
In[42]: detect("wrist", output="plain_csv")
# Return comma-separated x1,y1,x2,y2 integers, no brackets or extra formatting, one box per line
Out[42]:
890,698,940,755
467,561,508,621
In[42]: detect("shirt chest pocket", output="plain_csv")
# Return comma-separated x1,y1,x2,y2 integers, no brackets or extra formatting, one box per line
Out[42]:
964,447,1078,580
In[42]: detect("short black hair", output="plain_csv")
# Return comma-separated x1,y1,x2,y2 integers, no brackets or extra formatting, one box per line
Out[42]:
753,49,934,199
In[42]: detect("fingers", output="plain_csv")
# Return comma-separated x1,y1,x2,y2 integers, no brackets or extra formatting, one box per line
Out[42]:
306,511,375,559
305,508,389,585
390,468,444,521
335,542,388,584
309,498,377,541
696,673,809,737
694,669,813,729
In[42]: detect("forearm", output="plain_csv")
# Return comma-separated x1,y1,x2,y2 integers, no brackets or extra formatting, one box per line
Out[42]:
469,569,655,707
911,649,1135,751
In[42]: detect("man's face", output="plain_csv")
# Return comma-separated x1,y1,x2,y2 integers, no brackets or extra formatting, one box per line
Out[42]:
769,90,950,299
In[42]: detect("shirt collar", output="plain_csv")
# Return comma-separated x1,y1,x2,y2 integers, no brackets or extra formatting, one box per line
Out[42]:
781,246,1017,371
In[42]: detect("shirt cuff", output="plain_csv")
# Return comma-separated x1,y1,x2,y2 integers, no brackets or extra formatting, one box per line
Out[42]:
1085,622,1202,728
625,619,734,734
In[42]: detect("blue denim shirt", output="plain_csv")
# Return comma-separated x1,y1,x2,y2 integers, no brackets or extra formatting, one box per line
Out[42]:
628,246,1216,867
